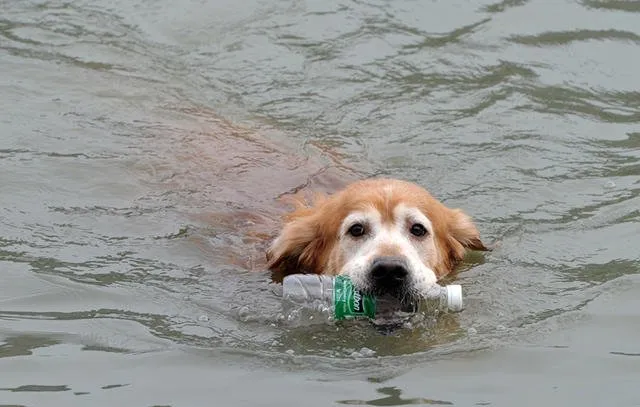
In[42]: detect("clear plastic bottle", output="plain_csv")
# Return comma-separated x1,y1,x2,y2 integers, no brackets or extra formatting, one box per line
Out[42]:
281,274,463,323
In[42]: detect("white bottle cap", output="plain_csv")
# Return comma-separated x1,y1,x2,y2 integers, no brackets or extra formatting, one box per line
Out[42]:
445,284,463,312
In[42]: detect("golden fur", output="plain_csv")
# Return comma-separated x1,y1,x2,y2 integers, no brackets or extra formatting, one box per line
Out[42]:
267,178,488,288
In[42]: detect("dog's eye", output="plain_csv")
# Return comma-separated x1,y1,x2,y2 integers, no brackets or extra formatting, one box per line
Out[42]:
348,223,366,237
410,223,428,237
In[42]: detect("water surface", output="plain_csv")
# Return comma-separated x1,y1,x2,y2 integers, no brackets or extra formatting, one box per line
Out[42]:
1,0,639,405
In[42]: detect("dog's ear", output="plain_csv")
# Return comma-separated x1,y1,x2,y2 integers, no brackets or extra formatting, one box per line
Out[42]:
266,207,328,276
446,209,490,263
449,209,489,250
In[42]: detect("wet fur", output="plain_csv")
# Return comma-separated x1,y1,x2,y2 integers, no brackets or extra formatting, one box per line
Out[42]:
267,178,488,287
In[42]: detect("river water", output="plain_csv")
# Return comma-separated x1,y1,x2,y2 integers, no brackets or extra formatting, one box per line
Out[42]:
1,0,639,406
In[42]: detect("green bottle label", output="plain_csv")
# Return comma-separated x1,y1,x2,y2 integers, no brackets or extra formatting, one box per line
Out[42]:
333,275,376,320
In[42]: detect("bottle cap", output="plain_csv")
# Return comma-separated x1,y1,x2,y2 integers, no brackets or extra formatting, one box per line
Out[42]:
445,284,463,312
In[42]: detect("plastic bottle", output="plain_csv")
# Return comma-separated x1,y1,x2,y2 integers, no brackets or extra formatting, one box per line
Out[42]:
281,274,463,322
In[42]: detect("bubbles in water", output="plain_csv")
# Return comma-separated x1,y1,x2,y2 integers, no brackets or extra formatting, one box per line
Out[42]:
350,347,377,358
286,308,301,324
237,306,250,322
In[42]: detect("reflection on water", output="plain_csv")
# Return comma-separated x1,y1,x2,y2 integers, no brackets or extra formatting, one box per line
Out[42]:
0,334,60,358
0,385,71,393
337,386,453,406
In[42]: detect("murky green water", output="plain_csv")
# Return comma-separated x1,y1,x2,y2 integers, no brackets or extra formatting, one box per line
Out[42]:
1,0,639,405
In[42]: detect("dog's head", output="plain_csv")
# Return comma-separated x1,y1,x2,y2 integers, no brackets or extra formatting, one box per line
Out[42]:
267,178,488,301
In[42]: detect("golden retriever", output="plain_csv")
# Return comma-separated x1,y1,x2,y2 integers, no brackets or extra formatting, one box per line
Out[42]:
267,178,488,303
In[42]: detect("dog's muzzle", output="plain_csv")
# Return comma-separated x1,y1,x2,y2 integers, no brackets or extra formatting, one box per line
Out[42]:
368,256,411,296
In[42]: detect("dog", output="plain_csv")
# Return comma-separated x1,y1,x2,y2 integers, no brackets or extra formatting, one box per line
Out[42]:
267,178,488,306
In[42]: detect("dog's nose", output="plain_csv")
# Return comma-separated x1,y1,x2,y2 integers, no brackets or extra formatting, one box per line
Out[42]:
370,256,409,292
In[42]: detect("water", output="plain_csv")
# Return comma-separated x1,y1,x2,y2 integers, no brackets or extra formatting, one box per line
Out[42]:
1,0,639,405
